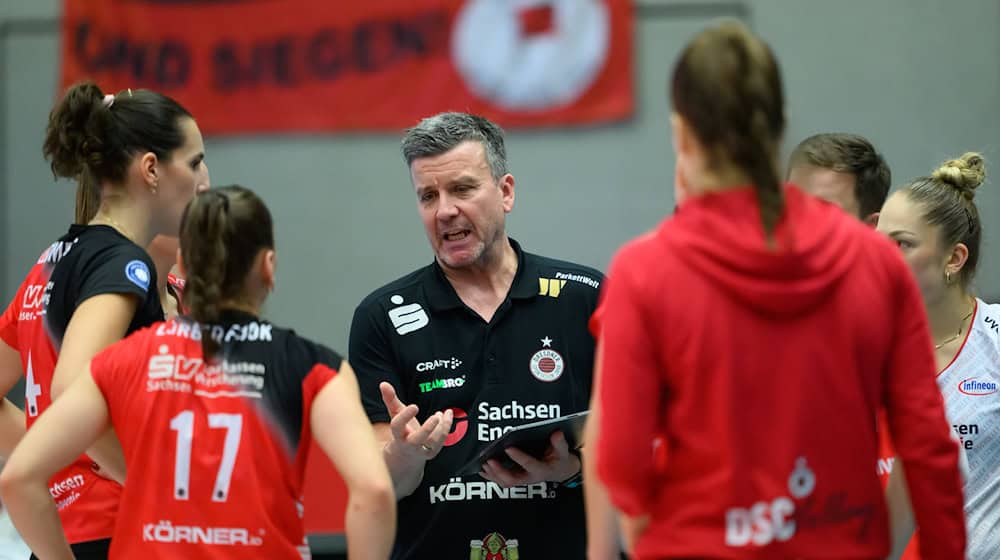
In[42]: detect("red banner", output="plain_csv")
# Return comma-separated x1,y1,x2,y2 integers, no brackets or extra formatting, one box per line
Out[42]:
61,0,633,135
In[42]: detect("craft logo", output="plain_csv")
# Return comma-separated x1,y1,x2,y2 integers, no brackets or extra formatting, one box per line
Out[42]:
529,336,564,382
470,532,519,560
958,377,998,396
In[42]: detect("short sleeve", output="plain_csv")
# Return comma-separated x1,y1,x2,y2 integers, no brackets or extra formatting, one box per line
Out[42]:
348,302,401,424
76,244,156,307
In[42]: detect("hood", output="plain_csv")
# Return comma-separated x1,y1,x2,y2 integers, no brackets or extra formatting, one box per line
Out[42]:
664,185,862,316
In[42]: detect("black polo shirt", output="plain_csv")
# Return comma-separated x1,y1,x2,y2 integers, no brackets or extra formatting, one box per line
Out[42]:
350,238,603,560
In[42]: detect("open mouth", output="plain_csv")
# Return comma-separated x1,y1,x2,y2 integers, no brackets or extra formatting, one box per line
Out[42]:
443,230,471,242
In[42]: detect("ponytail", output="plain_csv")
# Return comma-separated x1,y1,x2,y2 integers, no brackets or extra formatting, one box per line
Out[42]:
181,191,230,359
671,21,786,237
179,186,275,360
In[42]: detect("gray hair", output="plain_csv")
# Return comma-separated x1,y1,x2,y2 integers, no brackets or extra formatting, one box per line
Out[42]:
401,112,508,180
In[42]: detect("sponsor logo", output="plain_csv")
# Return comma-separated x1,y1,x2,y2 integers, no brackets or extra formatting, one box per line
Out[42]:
470,532,519,560
388,295,429,335
40,238,78,265
125,259,151,292
444,408,469,447
430,479,556,504
985,315,998,333
555,271,601,289
958,377,998,396
452,0,610,111
49,474,85,499
538,277,567,298
154,320,273,343
18,282,52,321
142,521,264,546
416,357,463,373
146,345,266,398
419,376,466,393
725,457,815,547
477,400,562,442
954,423,978,450
529,337,564,382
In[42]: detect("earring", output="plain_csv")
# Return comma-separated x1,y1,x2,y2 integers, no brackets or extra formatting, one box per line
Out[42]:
946,271,952,285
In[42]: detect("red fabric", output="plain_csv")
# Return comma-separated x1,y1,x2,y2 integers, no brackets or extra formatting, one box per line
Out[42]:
60,0,633,135
90,321,338,559
594,186,965,559
0,253,120,543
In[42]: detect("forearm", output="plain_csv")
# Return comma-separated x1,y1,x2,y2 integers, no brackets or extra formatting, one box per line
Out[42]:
0,399,26,458
85,428,126,484
885,463,914,560
344,487,396,560
0,476,74,560
584,412,621,559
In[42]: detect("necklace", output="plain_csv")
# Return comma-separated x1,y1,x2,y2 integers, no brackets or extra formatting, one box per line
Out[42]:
934,305,975,350
91,213,136,244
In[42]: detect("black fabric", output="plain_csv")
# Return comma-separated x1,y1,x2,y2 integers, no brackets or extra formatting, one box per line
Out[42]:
349,239,603,559
43,224,163,349
31,537,112,560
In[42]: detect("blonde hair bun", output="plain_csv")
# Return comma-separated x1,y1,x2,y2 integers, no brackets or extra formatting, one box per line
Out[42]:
932,152,985,200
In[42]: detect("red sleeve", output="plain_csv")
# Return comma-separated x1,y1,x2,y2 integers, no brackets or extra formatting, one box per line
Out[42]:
0,288,24,348
883,256,965,559
594,249,662,516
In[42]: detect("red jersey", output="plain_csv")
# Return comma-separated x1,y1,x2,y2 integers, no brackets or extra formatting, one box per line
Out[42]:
0,225,162,543
89,311,342,559
594,186,965,559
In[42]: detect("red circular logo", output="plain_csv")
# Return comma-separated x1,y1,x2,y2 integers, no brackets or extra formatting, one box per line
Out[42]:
443,407,469,447
538,357,557,373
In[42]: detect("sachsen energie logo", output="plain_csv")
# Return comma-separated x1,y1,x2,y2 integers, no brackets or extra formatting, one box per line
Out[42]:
958,377,998,396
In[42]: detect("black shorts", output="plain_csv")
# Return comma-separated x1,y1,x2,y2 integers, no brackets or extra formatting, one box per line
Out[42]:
31,538,110,560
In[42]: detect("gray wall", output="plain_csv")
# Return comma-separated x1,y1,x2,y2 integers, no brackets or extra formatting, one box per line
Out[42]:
3,0,1000,354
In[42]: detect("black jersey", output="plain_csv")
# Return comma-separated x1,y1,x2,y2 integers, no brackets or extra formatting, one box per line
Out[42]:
45,224,163,348
350,239,603,559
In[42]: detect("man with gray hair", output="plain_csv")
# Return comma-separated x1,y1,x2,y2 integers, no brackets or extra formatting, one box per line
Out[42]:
349,112,601,559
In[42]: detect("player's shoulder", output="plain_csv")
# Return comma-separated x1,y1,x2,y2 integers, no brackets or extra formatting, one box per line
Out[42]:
974,299,1000,351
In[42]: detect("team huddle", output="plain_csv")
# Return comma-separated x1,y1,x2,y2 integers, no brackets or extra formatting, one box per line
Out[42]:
0,20,995,560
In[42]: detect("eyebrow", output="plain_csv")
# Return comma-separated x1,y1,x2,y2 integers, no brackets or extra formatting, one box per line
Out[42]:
888,230,915,236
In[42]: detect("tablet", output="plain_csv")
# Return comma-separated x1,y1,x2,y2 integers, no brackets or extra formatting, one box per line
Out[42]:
456,410,589,476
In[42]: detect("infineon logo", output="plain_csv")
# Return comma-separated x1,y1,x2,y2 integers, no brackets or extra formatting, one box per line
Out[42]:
958,377,998,396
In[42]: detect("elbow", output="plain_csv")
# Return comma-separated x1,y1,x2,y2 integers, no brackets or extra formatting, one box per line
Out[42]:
350,476,396,517
0,459,33,504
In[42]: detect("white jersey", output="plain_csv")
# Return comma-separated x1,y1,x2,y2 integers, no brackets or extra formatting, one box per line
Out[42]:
937,298,1000,559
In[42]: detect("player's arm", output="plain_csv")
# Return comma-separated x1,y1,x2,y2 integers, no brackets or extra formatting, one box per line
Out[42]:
0,370,110,560
0,340,26,457
311,361,396,560
584,342,624,560
50,294,133,482
594,259,659,550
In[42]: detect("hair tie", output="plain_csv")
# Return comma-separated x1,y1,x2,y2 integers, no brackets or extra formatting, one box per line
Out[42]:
102,94,115,108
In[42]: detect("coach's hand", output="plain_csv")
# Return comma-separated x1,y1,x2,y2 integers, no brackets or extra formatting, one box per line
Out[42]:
378,382,453,497
479,430,580,488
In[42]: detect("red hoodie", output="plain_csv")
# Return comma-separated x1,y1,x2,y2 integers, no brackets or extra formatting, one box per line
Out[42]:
594,186,965,559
